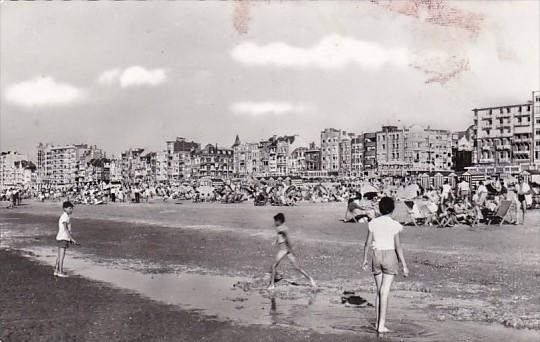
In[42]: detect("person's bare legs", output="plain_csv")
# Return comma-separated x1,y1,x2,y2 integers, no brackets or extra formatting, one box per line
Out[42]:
520,201,526,225
377,274,395,333
374,273,383,329
55,247,66,275
268,249,288,289
287,253,317,288
54,247,60,274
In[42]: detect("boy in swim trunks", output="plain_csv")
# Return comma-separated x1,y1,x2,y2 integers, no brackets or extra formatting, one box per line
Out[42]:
362,197,409,334
516,177,531,225
268,213,317,290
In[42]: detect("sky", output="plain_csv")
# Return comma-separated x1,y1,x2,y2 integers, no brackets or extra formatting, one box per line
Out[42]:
1,0,539,158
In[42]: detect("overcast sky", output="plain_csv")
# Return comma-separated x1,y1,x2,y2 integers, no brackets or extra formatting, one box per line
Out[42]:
1,1,539,158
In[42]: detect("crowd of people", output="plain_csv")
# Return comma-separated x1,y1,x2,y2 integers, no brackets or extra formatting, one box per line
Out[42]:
2,175,538,228
0,186,28,208
344,176,536,227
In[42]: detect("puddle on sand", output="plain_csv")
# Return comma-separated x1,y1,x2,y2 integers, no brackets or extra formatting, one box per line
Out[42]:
15,246,540,342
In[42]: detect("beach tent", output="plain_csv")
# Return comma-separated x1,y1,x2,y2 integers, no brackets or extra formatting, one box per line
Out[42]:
418,173,430,190
397,184,420,200
431,173,443,189
391,200,411,224
359,182,378,195
448,172,458,188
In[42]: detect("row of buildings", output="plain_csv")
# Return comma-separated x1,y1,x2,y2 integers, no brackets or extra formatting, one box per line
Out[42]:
1,91,538,189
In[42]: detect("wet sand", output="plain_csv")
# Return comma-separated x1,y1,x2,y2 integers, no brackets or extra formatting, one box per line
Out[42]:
1,200,539,341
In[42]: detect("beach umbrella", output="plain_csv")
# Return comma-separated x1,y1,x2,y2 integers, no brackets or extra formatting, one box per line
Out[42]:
359,182,378,195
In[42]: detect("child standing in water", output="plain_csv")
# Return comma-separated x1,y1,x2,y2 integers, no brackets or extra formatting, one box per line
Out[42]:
54,201,77,277
268,213,317,290
362,197,409,334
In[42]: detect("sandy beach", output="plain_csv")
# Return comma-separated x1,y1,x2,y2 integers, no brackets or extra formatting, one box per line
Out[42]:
1,200,539,341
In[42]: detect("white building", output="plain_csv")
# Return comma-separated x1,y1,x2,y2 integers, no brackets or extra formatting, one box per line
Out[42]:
0,151,35,189
533,91,540,166
37,143,104,186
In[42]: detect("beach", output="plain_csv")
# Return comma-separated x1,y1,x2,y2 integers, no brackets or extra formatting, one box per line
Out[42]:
1,200,539,341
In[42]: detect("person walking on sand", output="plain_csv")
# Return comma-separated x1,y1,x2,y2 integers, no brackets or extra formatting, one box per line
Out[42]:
268,213,317,290
54,201,78,277
362,197,409,334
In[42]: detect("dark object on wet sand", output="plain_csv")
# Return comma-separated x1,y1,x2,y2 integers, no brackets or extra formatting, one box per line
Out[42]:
341,291,372,307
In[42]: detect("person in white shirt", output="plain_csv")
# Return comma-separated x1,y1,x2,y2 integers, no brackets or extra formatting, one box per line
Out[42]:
362,197,409,335
457,178,470,199
516,177,531,225
475,181,488,206
441,180,452,203
54,201,77,278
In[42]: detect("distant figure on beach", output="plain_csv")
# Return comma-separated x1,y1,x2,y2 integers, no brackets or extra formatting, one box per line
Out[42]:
54,201,77,278
457,178,470,200
441,179,452,203
268,213,317,290
343,193,374,223
516,177,531,225
362,197,409,334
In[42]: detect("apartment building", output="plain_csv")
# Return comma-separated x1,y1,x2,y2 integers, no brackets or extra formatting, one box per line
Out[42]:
304,144,321,171
339,134,354,176
121,148,147,183
166,137,201,181
473,102,533,166
232,136,261,177
376,125,452,176
376,126,407,176
195,144,233,178
533,91,540,165
351,135,364,177
37,143,104,186
404,126,452,172
363,133,378,172
320,128,356,175
0,151,35,189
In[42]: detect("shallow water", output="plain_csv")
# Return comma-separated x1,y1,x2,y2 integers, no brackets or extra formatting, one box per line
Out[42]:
13,245,538,342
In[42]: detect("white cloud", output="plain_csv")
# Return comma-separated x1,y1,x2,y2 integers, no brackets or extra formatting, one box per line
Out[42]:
98,69,121,85
4,77,83,108
98,66,167,87
231,101,308,117
231,34,409,70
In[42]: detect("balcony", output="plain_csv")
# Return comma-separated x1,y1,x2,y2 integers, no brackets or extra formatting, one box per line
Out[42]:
482,145,492,151
514,137,532,143
479,158,495,164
